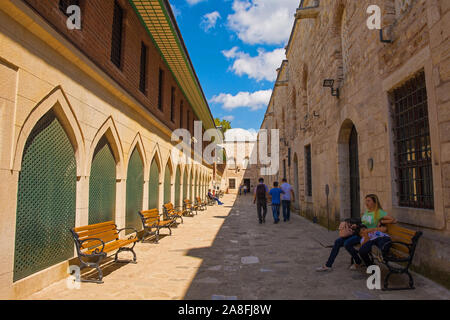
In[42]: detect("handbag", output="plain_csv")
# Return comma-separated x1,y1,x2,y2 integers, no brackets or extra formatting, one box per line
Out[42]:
339,222,354,238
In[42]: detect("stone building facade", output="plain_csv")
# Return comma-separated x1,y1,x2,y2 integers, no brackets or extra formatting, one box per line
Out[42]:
0,0,218,298
258,0,450,286
220,138,258,194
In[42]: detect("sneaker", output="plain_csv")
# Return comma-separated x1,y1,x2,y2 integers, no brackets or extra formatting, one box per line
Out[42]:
349,264,360,271
316,266,331,272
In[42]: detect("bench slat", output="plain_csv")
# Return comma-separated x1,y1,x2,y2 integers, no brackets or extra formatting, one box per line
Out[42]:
76,224,117,238
73,221,115,233
81,231,119,249
85,238,137,254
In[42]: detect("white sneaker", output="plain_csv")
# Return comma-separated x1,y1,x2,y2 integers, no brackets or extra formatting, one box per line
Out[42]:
316,266,331,272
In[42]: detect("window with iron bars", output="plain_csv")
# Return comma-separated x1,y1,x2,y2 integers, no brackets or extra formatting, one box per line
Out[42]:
158,69,164,111
139,43,148,94
391,70,434,209
111,0,124,68
170,87,176,123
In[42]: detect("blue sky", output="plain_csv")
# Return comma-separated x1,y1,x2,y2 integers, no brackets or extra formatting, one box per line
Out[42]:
169,0,299,130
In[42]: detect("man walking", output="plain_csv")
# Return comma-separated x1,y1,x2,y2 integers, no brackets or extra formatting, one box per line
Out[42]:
269,182,284,224
280,178,295,222
253,178,269,224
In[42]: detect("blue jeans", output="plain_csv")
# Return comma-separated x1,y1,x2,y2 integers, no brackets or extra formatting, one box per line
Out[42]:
272,204,280,222
326,235,361,268
282,200,291,221
359,236,392,266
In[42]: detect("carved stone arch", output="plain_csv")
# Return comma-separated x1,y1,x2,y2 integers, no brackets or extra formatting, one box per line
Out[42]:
149,143,163,183
125,132,147,177
164,155,175,184
13,87,85,176
85,116,125,180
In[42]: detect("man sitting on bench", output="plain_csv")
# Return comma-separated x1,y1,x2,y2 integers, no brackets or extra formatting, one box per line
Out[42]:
208,189,224,205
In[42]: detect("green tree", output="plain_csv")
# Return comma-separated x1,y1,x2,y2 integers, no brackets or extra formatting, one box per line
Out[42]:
214,118,232,133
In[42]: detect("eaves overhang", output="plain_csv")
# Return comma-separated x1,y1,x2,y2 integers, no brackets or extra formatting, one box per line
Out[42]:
129,0,218,134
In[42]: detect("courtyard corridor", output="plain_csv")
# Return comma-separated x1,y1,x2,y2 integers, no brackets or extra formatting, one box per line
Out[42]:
28,194,450,300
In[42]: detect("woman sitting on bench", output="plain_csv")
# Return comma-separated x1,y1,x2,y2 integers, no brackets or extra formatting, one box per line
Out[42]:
208,189,224,205
316,194,396,272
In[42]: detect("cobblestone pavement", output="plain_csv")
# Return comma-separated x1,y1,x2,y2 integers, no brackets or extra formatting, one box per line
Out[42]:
27,194,450,300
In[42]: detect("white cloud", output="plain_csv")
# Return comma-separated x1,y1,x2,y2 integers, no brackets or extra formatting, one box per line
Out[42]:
186,0,207,5
171,4,181,18
222,46,285,82
224,128,258,142
223,115,235,121
201,11,221,31
227,0,299,45
210,89,272,111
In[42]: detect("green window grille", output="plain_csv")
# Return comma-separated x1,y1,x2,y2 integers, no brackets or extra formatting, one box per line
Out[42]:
175,167,181,207
148,159,159,209
125,147,144,233
190,172,193,201
89,136,116,225
194,175,198,199
183,169,188,200
164,164,171,204
14,111,76,282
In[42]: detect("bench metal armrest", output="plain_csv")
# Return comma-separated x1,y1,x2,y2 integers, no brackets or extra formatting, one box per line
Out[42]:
117,227,138,240
78,238,105,255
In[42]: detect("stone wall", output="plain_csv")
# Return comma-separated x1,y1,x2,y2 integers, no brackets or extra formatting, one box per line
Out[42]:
259,0,450,287
0,0,213,298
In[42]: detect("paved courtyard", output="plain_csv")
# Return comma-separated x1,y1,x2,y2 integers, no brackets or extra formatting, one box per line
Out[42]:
27,194,450,300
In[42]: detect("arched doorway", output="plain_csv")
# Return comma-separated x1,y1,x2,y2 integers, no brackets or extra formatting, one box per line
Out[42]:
126,146,144,233
14,110,77,282
338,120,360,219
349,125,361,218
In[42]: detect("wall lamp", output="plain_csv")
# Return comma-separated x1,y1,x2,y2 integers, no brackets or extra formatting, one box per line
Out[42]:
323,79,340,98
379,29,393,44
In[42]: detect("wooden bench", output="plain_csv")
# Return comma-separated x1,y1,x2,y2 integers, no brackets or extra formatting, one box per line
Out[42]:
380,224,422,290
351,223,422,290
183,199,198,216
196,196,207,210
206,194,215,206
162,202,184,223
138,209,175,243
70,221,138,283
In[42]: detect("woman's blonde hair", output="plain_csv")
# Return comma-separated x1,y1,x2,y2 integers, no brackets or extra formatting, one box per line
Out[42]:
365,194,383,222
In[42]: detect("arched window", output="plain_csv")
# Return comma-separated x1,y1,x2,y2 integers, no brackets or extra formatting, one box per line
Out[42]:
89,136,116,224
14,110,77,282
175,166,181,207
148,156,160,209
126,146,144,233
164,162,172,204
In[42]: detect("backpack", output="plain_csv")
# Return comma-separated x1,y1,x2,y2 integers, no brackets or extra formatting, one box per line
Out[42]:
256,184,266,201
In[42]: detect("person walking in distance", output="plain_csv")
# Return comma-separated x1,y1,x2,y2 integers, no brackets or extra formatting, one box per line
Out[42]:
269,181,284,224
280,178,295,222
253,178,269,224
